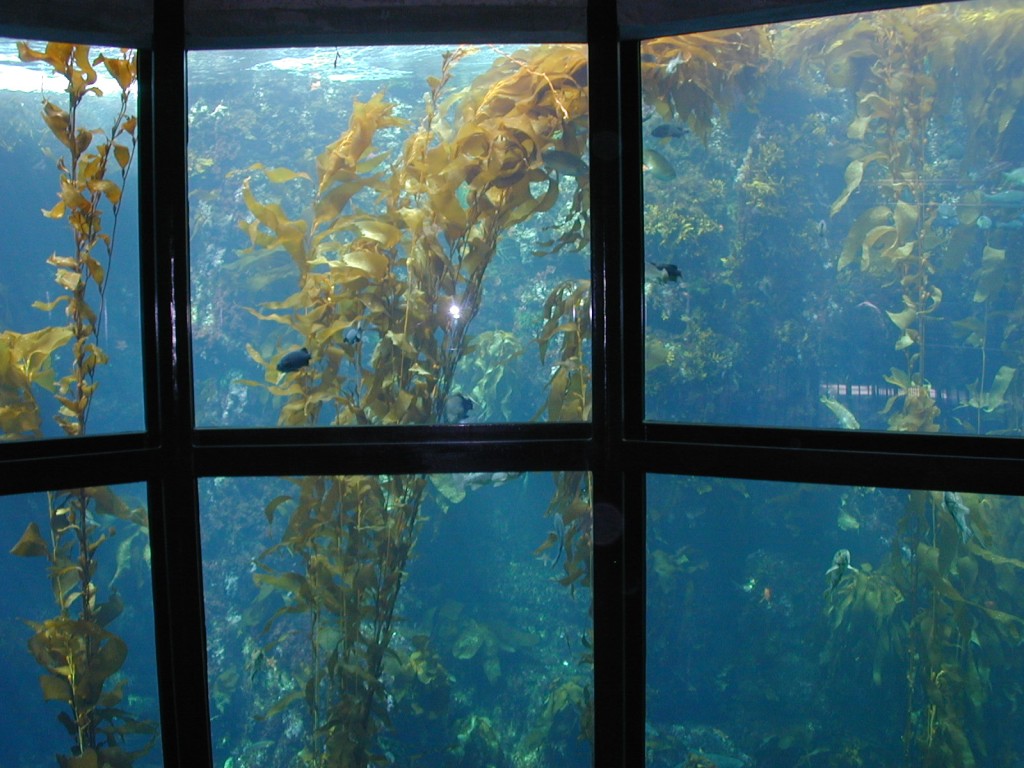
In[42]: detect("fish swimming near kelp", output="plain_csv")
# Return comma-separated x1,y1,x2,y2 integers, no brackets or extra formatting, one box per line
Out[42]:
942,491,974,543
343,323,363,344
642,148,676,181
651,123,686,139
825,548,859,591
820,392,860,429
277,347,311,372
983,189,1024,205
646,261,684,283
444,392,475,423
1002,167,1024,187
542,149,589,178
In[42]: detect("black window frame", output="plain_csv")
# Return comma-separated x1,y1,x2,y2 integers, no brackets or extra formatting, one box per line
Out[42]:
1,0,1022,766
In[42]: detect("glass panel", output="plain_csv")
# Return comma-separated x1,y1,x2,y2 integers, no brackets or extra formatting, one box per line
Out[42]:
187,45,591,428
0,40,143,440
1,483,161,765
200,471,592,766
647,474,1024,766
642,2,1024,435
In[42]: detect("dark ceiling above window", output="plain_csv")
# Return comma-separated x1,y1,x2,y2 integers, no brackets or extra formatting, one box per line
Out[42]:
0,0,942,48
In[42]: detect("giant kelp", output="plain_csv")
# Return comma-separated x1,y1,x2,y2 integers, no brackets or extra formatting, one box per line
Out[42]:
786,7,1024,435
787,10,1024,765
788,10,953,432
641,28,772,142
3,43,138,439
824,490,1024,767
237,46,592,766
240,46,589,427
5,43,155,767
637,6,1024,765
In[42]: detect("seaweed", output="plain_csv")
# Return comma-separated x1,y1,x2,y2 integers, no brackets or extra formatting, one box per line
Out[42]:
237,45,592,765
5,42,155,767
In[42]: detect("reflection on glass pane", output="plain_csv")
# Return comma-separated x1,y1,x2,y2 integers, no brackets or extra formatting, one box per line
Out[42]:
187,45,591,428
201,471,592,766
0,40,143,440
647,474,1024,766
642,3,1024,434
0,484,161,765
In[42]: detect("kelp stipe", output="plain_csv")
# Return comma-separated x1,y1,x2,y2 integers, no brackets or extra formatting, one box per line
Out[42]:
239,46,592,765
6,43,156,766
11,488,157,768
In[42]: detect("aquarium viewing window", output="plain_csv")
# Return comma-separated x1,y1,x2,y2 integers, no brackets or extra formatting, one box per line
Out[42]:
647,474,1024,766
0,40,144,442
187,45,591,428
1,0,1023,768
200,472,592,766
641,5,1024,434
0,483,161,766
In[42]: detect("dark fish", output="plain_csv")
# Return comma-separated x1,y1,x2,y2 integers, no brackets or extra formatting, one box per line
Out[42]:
942,491,974,543
816,219,830,249
276,347,311,373
646,261,683,282
343,324,362,344
444,393,474,423
542,149,589,178
651,123,686,139
642,148,676,181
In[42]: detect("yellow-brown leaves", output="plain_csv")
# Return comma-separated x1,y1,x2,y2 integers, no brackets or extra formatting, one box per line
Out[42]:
11,43,138,438
240,177,309,272
0,326,73,438
641,29,770,141
95,51,137,93
317,92,406,195
536,280,591,422
239,45,593,434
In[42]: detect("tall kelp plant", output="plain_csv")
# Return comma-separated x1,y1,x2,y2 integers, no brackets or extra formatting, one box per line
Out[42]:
239,46,589,766
787,10,954,433
793,10,1024,765
5,43,156,767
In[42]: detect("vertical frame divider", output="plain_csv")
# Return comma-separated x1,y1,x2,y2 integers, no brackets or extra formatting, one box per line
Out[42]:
145,5,212,766
619,35,648,768
587,2,628,766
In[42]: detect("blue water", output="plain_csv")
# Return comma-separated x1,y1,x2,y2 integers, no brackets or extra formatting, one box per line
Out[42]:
200,472,592,768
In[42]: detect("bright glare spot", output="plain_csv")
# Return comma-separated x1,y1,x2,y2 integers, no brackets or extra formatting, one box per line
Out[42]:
448,303,462,320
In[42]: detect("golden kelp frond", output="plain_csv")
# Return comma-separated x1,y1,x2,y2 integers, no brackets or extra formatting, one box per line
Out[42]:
317,91,406,195
536,279,591,423
543,471,592,597
0,326,73,439
641,27,771,141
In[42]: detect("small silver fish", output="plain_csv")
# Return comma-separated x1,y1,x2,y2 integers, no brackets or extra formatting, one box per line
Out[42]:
983,189,1024,205
820,393,860,430
942,491,974,543
825,548,859,591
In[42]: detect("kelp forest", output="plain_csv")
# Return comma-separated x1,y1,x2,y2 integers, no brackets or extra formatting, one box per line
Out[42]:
1,43,159,768
639,6,1024,768
193,44,595,768
5,2,1024,767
